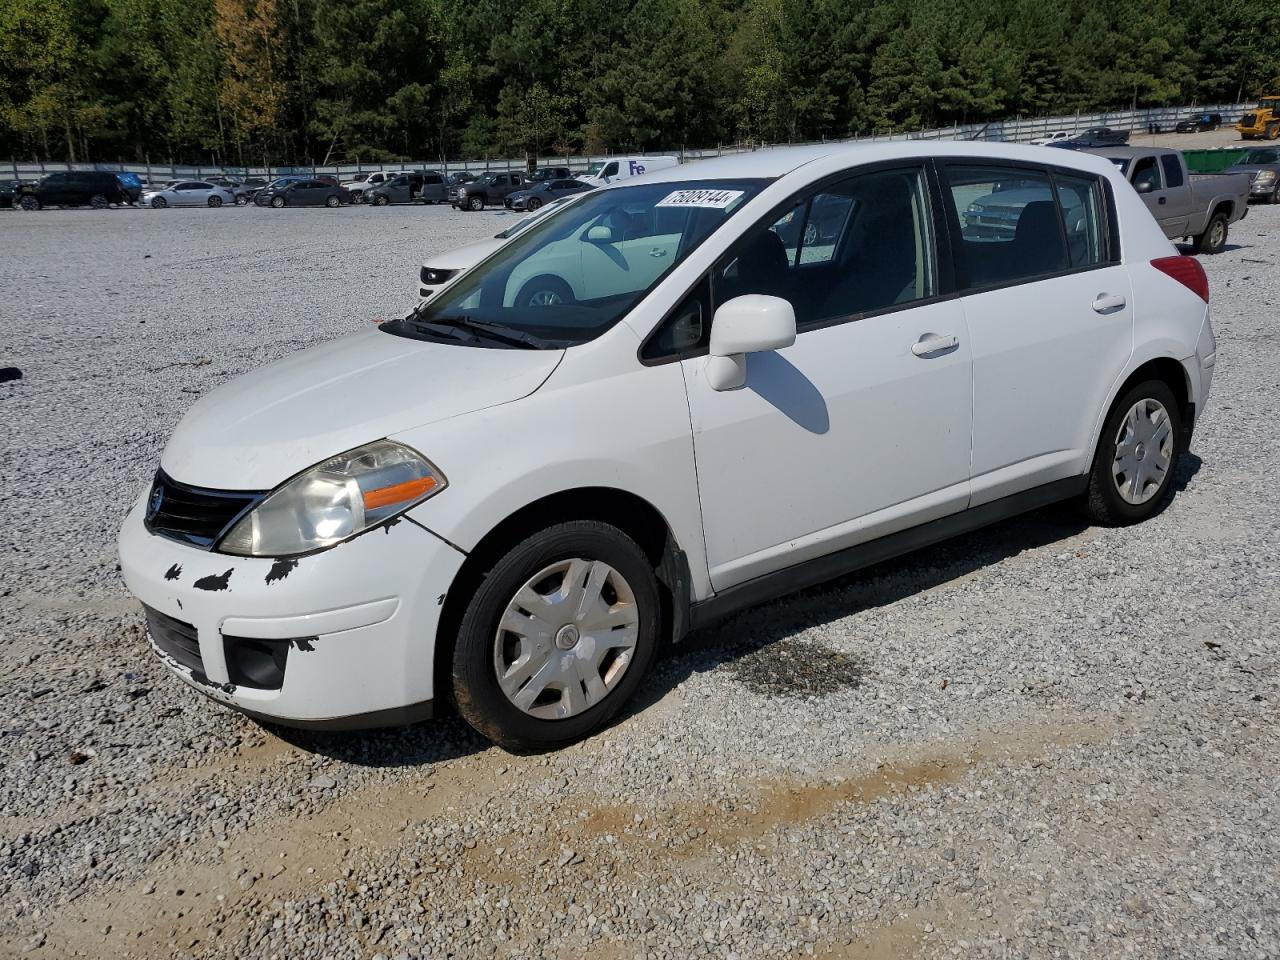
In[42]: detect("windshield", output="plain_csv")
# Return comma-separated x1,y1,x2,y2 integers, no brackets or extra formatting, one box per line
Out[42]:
388,179,767,348
1243,149,1279,164
586,162,605,176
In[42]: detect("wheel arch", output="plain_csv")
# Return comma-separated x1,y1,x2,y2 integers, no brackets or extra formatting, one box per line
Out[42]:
433,486,693,709
1098,356,1195,458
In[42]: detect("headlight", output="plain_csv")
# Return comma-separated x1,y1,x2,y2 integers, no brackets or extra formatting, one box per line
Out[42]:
456,187,467,196
219,440,445,557
1256,170,1277,183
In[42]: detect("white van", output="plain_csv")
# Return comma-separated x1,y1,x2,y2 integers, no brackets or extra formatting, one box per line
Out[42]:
121,141,1215,750
580,155,678,186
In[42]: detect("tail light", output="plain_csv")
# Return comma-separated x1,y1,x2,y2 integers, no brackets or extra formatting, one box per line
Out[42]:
1151,255,1209,303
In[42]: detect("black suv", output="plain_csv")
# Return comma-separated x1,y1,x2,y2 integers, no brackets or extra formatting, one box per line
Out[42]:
451,171,527,211
1174,113,1223,133
14,171,129,210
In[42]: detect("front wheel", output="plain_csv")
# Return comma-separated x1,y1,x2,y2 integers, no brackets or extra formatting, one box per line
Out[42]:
451,521,661,751
525,197,542,211
373,194,389,206
235,195,248,206
90,194,109,210
150,196,167,209
208,196,223,208
270,195,285,208
1192,212,1228,254
1081,380,1181,526
467,194,484,211
515,275,574,307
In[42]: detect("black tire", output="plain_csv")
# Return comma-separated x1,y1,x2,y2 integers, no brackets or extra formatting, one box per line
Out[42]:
208,195,222,208
373,194,389,206
525,196,542,211
1271,185,1280,205
1267,122,1280,141
1192,212,1228,254
1081,379,1181,526
18,196,40,211
235,195,248,206
325,194,341,208
89,194,109,210
150,196,167,209
451,520,661,751
515,275,575,307
467,194,484,211
270,195,285,208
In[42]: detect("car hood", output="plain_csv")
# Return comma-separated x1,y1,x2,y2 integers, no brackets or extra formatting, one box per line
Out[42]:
162,328,563,490
1226,164,1278,175
423,236,507,272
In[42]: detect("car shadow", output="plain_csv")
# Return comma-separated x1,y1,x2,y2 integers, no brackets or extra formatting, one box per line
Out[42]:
275,454,1204,764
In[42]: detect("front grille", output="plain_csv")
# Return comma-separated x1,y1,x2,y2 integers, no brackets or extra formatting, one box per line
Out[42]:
144,606,204,673
144,470,266,549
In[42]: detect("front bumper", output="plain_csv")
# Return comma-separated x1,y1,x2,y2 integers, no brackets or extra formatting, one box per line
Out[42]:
1249,181,1277,197
118,495,466,727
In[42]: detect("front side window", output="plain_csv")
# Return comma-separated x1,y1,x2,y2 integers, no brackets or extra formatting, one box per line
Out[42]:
716,166,934,331
387,179,766,348
947,165,1068,287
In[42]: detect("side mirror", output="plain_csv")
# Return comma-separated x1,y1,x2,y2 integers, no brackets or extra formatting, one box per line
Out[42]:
705,294,796,391
586,225,614,243
1135,180,1154,194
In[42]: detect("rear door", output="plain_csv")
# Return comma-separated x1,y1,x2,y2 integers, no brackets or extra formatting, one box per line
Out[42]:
940,161,1132,505
1130,154,1187,237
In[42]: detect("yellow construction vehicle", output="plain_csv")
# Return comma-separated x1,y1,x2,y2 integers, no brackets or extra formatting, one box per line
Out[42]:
1237,96,1280,140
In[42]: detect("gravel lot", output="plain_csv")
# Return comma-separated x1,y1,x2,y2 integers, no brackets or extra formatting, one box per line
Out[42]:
1,199,1278,960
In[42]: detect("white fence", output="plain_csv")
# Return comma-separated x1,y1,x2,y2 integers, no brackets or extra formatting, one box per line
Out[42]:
3,102,1250,183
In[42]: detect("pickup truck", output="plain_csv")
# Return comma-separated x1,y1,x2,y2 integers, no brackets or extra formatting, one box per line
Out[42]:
1084,146,1249,254
1049,127,1130,150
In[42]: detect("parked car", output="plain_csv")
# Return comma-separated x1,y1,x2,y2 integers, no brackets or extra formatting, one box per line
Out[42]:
0,180,21,208
1029,130,1071,146
452,170,527,210
13,171,129,210
241,177,270,199
143,181,237,209
342,170,398,202
1174,113,1223,134
1049,127,1131,150
579,155,678,186
417,194,588,300
207,178,255,205
504,178,592,211
1224,148,1280,204
526,166,573,184
1084,146,1249,253
253,179,348,208
120,141,1215,751
367,171,448,205
1236,95,1280,141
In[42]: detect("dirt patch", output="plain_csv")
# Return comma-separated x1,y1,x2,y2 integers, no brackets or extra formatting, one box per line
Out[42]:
727,637,869,699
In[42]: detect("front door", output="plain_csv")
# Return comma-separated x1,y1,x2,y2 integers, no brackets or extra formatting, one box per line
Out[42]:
678,164,973,590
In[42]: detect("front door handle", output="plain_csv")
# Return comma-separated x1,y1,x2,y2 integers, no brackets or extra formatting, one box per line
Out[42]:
1092,293,1127,314
649,248,668,258
911,333,959,357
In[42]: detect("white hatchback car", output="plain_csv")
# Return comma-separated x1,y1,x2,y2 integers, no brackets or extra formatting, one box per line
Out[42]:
120,141,1216,749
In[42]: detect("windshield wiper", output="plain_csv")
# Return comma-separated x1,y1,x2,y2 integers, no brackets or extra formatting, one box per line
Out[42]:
426,315,554,349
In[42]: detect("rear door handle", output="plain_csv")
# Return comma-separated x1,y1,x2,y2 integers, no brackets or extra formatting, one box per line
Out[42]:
1158,196,1167,205
1092,293,1127,314
911,333,959,357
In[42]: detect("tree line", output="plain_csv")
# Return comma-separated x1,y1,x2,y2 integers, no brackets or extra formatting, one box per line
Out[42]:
2,0,1278,166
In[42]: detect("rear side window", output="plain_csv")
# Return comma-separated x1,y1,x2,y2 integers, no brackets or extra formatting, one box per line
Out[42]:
1160,154,1184,188
1053,172,1106,268
945,165,1068,288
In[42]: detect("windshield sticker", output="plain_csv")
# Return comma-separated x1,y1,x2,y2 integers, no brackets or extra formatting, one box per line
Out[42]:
656,189,745,210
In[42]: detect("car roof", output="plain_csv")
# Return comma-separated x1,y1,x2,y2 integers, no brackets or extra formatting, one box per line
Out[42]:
615,139,1121,186
1085,146,1175,159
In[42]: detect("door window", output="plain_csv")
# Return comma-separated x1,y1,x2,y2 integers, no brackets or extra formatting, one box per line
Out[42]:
716,166,934,330
1159,154,1184,188
601,162,619,177
1052,172,1106,268
1130,156,1161,193
945,165,1069,288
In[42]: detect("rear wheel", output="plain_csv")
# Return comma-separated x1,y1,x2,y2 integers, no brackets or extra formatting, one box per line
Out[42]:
89,194,109,210
1267,122,1280,141
515,275,574,307
468,194,484,211
450,521,660,751
18,196,39,211
1081,379,1181,526
208,195,222,208
1270,185,1280,205
235,195,248,206
1192,212,1229,254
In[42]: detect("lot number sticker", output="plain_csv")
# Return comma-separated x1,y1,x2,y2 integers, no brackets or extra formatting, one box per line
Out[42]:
655,189,745,209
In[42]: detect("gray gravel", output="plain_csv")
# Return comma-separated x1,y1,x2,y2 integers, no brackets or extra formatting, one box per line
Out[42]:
1,201,1278,960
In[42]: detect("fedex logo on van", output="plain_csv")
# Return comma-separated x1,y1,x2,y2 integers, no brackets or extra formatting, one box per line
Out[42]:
629,161,645,175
